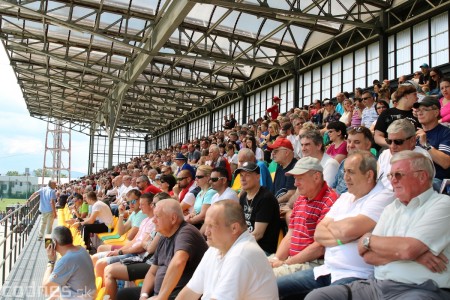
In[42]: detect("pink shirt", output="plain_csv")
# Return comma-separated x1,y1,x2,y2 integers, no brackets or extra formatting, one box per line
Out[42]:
326,141,348,159
132,217,155,248
439,97,450,123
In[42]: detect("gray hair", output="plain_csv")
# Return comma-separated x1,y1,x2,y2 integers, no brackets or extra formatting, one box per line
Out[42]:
139,175,150,184
391,150,435,184
52,226,73,246
156,198,184,221
300,130,324,152
238,148,256,162
348,150,377,180
386,119,416,137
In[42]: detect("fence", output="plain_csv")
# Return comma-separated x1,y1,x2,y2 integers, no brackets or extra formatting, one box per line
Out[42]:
0,195,40,285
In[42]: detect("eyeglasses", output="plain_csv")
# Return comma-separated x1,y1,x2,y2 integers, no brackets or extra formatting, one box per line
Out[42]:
385,136,414,145
209,177,225,182
387,170,423,181
414,73,420,76
195,175,206,179
176,177,188,182
362,96,372,101
416,107,438,114
127,199,137,205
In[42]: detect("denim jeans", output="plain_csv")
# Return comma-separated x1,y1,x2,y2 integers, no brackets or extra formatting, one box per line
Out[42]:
277,268,362,300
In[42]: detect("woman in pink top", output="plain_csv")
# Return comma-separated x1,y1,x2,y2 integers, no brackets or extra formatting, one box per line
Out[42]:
326,121,348,163
439,78,450,123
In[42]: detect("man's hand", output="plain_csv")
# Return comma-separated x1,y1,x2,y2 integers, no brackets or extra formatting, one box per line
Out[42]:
415,128,427,146
118,203,126,214
46,243,56,262
358,233,371,256
415,251,448,273
269,257,284,268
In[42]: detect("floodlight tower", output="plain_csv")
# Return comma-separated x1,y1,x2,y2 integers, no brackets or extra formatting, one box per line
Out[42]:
42,120,71,184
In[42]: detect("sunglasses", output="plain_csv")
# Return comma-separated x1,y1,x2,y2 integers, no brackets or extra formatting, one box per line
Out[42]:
362,96,372,100
127,199,137,205
176,177,188,182
387,170,423,181
195,175,206,179
209,177,225,182
385,136,414,146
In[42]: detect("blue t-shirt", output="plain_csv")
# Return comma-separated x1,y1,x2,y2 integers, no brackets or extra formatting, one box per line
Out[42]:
38,186,56,213
272,158,297,199
423,124,450,179
50,247,96,299
193,188,217,214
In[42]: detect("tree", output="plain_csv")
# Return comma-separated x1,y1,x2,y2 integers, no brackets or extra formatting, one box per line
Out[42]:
6,171,20,176
33,168,52,177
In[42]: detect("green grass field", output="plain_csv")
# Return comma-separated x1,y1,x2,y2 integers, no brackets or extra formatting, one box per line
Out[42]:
0,199,27,212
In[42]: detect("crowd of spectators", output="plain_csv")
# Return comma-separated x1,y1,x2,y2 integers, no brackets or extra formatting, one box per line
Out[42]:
37,64,450,299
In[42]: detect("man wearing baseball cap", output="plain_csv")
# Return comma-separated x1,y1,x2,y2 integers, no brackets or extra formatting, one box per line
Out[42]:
267,96,281,120
236,162,280,254
268,138,297,204
269,157,338,277
415,96,450,190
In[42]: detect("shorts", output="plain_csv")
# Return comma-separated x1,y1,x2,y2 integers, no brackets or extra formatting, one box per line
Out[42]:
126,262,151,281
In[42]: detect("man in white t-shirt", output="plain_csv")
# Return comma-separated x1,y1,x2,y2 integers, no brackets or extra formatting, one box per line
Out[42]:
210,167,239,204
277,151,394,299
176,200,278,300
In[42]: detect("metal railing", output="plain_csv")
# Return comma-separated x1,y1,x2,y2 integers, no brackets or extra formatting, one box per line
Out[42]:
0,195,40,285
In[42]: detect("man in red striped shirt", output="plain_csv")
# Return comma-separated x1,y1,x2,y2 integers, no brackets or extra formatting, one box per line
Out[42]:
269,157,338,277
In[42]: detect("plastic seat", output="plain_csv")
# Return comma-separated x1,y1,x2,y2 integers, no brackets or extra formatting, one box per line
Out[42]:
97,217,119,240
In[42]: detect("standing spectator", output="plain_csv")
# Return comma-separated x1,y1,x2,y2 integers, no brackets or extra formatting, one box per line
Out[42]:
267,96,281,120
42,226,96,299
28,180,57,241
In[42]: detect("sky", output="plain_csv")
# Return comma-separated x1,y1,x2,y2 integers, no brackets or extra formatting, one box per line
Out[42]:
0,45,89,178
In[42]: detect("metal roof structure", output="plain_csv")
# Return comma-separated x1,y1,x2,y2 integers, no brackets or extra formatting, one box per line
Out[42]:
0,0,445,139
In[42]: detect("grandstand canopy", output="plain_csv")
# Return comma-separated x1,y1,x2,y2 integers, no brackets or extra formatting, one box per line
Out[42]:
0,0,435,137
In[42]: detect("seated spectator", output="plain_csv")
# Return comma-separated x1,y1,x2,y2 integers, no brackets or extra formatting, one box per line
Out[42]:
103,193,166,299
42,226,96,299
116,199,208,300
210,167,239,204
428,67,443,95
438,77,450,123
374,85,420,148
264,121,280,161
326,121,348,164
234,148,273,192
73,191,113,252
369,99,389,133
361,91,378,128
174,153,195,178
414,96,450,190
176,170,200,214
269,157,338,277
339,98,353,127
137,175,162,195
321,100,341,130
350,98,364,127
225,143,238,173
176,201,278,300
159,174,176,196
208,144,232,181
186,144,201,165
306,151,450,300
331,126,374,195
378,119,431,190
245,135,264,161
113,189,146,241
300,130,339,186
67,193,88,221
277,151,394,299
92,192,155,280
237,162,280,254
268,138,298,204
185,165,216,232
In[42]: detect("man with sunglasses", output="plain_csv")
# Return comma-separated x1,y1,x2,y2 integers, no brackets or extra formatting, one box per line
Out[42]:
378,119,431,189
210,167,239,204
415,96,450,191
306,151,450,300
176,170,201,214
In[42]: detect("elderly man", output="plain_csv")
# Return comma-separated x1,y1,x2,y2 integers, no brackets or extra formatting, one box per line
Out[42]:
210,167,239,204
117,199,208,300
208,144,232,181
331,126,374,195
268,138,298,204
176,201,278,300
335,92,345,115
236,162,280,254
378,119,431,189
28,180,57,241
174,153,195,178
306,151,450,300
415,96,450,190
137,175,162,195
42,226,96,299
300,130,339,185
277,151,394,299
269,157,338,277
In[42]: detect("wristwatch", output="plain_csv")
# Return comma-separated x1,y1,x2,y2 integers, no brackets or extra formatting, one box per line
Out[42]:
118,250,123,255
362,234,372,250
421,142,432,151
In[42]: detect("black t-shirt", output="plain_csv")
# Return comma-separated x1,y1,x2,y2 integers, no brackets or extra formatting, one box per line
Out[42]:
239,186,280,254
153,222,208,296
374,107,420,136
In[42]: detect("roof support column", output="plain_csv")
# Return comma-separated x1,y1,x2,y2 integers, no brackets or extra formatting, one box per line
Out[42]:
378,11,389,82
241,84,247,125
293,57,300,108
88,125,95,175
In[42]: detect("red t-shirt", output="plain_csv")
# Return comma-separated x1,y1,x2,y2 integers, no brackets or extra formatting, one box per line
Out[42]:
143,184,162,195
266,104,279,120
